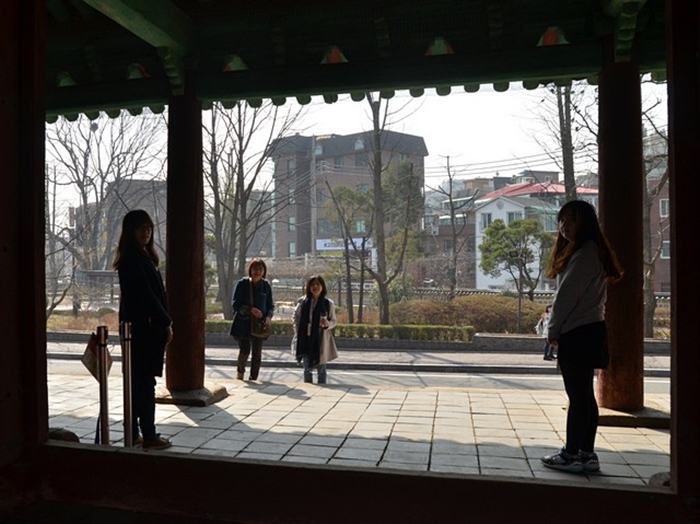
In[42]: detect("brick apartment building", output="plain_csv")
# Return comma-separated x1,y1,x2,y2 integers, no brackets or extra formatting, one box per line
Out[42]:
270,131,428,260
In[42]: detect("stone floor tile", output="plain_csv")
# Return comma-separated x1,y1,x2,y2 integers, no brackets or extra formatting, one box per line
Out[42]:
479,456,531,472
382,450,429,465
286,444,338,459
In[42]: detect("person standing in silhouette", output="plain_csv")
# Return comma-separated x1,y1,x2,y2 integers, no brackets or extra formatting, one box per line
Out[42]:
113,209,173,450
541,200,623,473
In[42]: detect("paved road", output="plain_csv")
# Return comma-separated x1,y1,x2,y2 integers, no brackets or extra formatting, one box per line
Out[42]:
47,336,671,393
47,336,670,375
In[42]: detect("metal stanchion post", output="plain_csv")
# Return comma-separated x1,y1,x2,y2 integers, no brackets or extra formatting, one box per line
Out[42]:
96,325,110,446
121,322,133,447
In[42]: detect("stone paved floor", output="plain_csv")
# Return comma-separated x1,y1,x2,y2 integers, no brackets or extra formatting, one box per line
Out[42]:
47,372,671,487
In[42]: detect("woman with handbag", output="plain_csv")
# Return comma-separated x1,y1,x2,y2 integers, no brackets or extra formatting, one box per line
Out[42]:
293,275,338,384
229,258,275,381
541,200,623,473
113,209,173,450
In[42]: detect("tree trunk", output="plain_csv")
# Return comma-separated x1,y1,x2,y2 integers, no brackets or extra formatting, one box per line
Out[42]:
369,97,389,324
642,184,656,337
557,86,578,201
343,237,354,323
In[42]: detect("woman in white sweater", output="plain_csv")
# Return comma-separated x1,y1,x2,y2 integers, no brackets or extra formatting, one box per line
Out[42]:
541,200,623,473
293,275,339,384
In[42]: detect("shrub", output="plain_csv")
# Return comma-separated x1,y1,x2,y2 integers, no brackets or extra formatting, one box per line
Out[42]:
390,300,454,326
390,295,543,334
205,319,294,336
451,295,542,334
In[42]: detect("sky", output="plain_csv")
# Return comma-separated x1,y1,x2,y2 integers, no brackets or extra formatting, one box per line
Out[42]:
291,80,669,187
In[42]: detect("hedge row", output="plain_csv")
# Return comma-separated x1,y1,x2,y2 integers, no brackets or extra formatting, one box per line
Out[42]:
205,319,475,342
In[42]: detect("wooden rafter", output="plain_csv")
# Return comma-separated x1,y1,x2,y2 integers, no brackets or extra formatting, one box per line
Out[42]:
81,0,193,92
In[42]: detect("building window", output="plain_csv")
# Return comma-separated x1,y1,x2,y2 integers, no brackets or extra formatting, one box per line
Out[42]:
480,213,492,231
334,156,345,168
286,158,296,175
661,240,671,259
356,153,368,167
443,239,454,253
399,153,409,162
356,183,369,193
314,159,324,172
314,143,323,156
288,188,295,205
355,220,366,234
507,211,523,224
660,282,671,293
542,214,558,232
289,242,296,259
288,216,296,231
354,139,364,151
317,218,332,235
316,188,326,204
660,198,670,218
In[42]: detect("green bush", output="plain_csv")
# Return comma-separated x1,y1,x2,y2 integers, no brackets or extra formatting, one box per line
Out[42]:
389,300,454,326
452,295,542,334
206,319,294,336
203,319,474,342
390,295,543,334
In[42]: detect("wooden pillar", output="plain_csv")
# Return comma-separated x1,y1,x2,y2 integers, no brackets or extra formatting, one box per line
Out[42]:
597,37,644,410
667,0,700,497
165,72,206,392
0,0,47,464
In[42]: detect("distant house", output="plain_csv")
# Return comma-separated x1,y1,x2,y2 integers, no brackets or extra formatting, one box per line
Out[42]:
474,195,559,291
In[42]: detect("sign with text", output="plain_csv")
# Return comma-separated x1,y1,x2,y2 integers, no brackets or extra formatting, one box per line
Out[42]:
316,238,373,251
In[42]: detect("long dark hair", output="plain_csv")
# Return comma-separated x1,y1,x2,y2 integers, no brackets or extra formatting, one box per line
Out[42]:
112,209,158,270
304,275,327,299
546,200,623,282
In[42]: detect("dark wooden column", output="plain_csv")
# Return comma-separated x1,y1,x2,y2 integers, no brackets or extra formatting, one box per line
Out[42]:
667,0,700,497
0,0,47,463
597,37,644,410
165,72,206,392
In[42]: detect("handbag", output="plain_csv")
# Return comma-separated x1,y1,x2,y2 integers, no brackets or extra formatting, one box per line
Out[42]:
249,279,270,339
229,310,249,340
81,332,113,380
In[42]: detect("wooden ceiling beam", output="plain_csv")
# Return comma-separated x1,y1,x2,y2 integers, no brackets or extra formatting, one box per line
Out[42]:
80,0,193,55
46,77,171,118
81,0,193,92
199,44,607,101
45,32,666,118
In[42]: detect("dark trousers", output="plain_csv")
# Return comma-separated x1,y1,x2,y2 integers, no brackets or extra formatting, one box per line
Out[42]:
131,373,157,441
237,337,263,379
557,321,607,454
543,341,555,359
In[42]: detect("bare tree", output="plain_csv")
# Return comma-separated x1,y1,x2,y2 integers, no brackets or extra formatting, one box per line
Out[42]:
529,81,599,199
641,98,670,337
44,111,167,315
533,79,669,337
324,184,374,323
45,111,168,272
45,167,75,317
203,101,305,319
426,157,479,299
351,92,423,324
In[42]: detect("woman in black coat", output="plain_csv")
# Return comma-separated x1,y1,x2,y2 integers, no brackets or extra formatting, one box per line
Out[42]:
229,258,275,381
113,209,173,450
